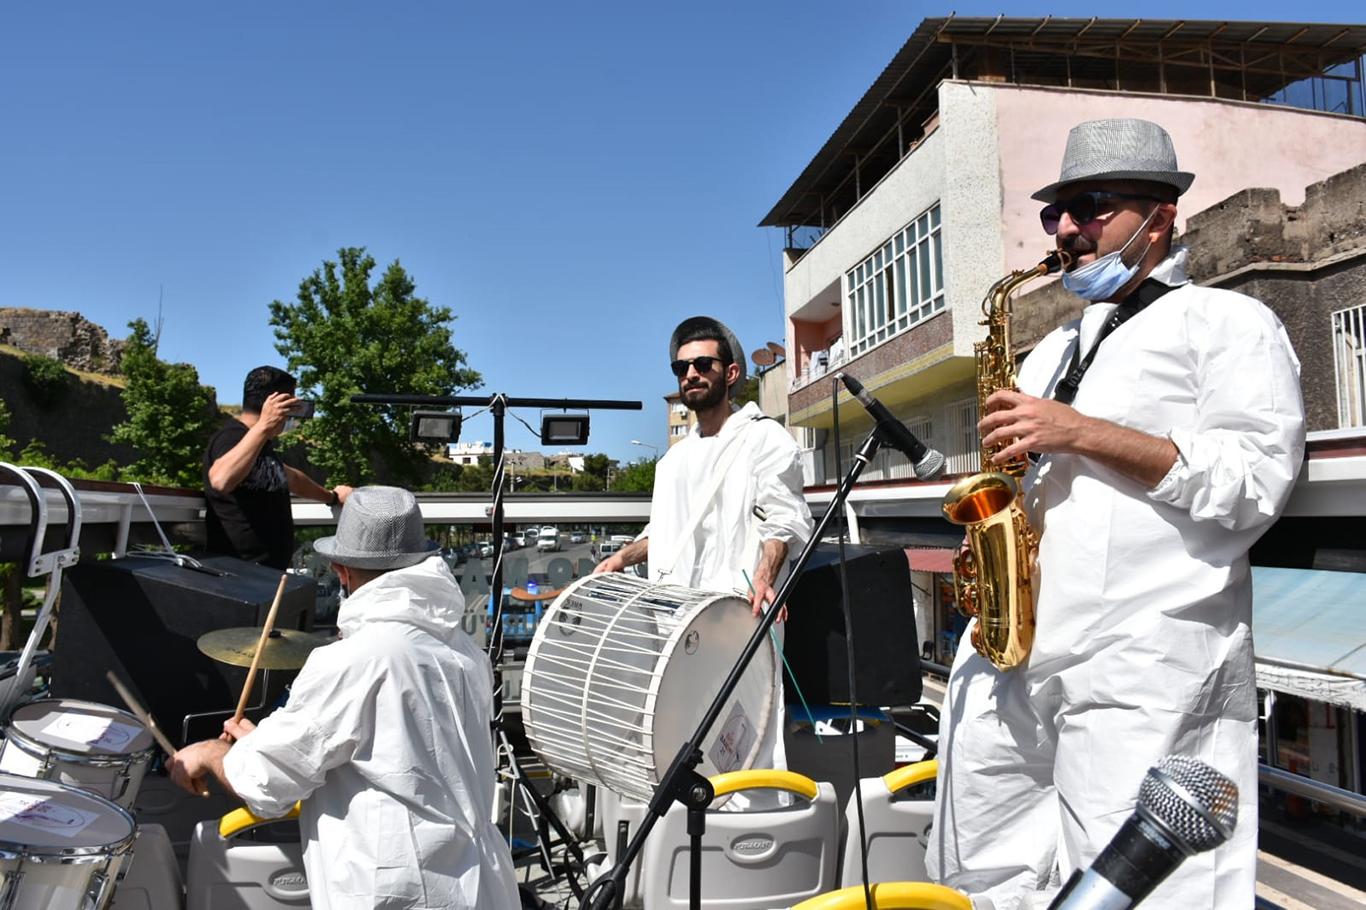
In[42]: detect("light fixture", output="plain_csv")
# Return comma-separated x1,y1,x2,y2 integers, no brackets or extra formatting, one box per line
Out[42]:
541,413,590,446
410,410,462,445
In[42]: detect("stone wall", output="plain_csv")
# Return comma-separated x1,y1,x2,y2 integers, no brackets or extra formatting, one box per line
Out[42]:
0,349,138,467
1013,163,1366,433
0,308,124,375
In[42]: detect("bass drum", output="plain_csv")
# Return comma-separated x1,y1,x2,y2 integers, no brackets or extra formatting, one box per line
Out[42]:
0,773,136,909
521,574,776,801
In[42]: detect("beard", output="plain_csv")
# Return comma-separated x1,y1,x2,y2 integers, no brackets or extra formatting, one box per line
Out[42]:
681,377,728,412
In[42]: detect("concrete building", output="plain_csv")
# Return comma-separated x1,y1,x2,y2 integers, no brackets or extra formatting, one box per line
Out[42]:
663,391,697,448
766,17,1366,490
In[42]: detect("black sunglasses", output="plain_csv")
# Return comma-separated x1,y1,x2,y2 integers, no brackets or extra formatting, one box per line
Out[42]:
670,356,724,378
1039,191,1161,235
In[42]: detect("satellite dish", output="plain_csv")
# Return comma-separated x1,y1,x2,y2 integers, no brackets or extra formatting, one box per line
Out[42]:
751,348,776,367
766,341,787,359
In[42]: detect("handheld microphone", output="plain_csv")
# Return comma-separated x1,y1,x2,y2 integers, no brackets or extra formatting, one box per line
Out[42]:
1048,755,1239,910
838,374,945,479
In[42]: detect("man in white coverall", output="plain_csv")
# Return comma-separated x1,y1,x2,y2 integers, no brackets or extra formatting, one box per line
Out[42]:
927,119,1305,910
171,486,519,910
595,315,813,791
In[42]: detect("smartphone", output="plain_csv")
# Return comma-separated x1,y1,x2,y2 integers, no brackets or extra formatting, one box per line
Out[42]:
287,399,317,419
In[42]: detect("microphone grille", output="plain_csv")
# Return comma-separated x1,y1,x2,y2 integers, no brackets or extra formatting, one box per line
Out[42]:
913,448,946,481
1138,755,1238,854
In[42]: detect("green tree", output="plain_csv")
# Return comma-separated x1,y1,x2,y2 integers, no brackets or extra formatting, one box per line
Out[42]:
571,453,612,492
109,319,219,487
22,354,70,407
0,400,14,456
733,375,760,408
614,458,655,493
269,247,481,486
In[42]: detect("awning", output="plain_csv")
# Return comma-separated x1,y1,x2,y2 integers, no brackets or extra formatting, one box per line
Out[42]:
1252,566,1366,711
905,547,955,574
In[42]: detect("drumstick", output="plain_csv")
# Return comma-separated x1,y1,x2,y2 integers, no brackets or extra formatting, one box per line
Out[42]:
105,670,209,797
233,574,288,725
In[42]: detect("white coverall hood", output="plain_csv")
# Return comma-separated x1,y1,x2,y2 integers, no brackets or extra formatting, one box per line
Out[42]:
335,554,467,643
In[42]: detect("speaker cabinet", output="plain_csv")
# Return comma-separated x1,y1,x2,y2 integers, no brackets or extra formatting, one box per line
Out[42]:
53,555,315,746
782,543,922,707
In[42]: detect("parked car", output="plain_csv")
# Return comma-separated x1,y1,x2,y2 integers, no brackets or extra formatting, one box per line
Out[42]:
478,542,494,559
537,528,560,552
511,533,526,549
569,531,587,545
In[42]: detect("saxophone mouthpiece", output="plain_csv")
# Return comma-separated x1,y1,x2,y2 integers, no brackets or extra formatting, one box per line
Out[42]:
1044,250,1074,274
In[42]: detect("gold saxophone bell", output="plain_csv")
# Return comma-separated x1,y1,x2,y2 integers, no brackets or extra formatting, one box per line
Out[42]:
941,251,1069,671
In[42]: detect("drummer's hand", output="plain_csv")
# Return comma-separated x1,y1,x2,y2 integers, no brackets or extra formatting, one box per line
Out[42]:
592,553,623,574
169,740,227,796
221,717,257,742
750,577,786,623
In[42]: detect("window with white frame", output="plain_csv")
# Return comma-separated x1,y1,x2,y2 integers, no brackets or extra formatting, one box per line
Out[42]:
1334,303,1366,428
944,398,980,476
845,204,944,358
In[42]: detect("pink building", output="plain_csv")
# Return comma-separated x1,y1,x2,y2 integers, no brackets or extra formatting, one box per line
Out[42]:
765,17,1366,486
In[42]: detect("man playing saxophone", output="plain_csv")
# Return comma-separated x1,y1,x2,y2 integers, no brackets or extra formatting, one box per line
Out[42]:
927,119,1305,909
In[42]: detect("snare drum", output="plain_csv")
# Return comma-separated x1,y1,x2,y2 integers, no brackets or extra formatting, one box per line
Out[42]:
521,574,776,801
0,700,156,809
0,773,136,910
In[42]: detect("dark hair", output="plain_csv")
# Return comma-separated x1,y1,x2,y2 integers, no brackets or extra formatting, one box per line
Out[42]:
673,323,734,367
242,366,297,414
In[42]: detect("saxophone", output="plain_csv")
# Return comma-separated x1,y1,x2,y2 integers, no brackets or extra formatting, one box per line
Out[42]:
941,251,1071,671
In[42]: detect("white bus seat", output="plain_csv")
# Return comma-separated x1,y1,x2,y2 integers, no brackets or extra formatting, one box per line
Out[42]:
187,804,308,909
109,824,182,910
840,759,937,887
792,882,971,910
641,769,838,910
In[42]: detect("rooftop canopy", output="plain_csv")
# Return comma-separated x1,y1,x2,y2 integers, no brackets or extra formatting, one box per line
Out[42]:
761,17,1366,231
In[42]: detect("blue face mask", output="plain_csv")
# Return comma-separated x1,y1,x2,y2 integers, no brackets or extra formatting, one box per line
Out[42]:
1061,207,1158,302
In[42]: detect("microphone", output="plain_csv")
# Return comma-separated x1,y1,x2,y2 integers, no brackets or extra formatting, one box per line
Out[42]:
1048,755,1239,909
838,374,945,479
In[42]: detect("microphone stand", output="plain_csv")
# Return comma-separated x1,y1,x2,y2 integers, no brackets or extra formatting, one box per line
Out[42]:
580,425,893,910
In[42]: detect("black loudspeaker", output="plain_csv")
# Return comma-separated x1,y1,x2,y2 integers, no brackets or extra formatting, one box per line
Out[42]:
53,555,315,747
781,543,922,707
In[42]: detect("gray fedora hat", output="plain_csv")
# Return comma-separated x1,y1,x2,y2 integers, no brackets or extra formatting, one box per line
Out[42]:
1032,118,1195,203
313,486,438,570
669,316,746,398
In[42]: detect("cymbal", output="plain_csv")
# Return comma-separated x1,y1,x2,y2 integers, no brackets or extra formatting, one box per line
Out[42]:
197,627,329,670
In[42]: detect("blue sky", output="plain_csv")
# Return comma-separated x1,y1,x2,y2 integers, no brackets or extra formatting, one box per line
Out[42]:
2,2,1360,465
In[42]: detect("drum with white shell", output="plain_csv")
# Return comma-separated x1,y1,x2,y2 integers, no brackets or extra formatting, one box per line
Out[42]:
0,772,136,909
520,574,776,802
0,700,156,809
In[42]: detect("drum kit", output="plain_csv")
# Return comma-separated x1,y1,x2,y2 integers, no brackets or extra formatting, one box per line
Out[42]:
0,459,327,910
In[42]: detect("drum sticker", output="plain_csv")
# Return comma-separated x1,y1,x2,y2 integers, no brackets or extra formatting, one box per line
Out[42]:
44,714,140,751
0,792,100,837
708,701,755,774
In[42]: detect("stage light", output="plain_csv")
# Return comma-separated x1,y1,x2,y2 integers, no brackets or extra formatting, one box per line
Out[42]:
541,413,590,446
410,410,462,445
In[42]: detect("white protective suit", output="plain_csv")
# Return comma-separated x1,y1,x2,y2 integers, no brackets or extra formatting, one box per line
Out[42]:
927,248,1305,910
223,556,519,910
645,400,814,794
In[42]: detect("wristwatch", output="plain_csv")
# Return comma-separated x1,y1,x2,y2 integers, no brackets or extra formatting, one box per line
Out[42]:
328,490,340,508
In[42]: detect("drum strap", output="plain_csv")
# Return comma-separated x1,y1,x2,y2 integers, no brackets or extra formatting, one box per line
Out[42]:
657,416,768,581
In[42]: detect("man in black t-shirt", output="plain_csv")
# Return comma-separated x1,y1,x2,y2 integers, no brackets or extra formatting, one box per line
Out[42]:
203,366,352,569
